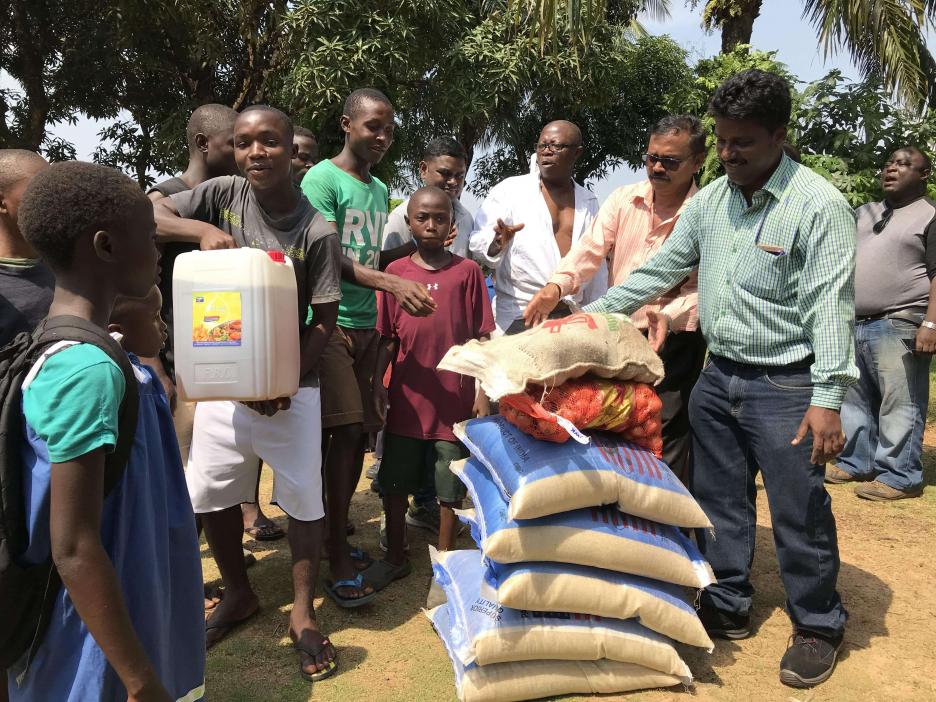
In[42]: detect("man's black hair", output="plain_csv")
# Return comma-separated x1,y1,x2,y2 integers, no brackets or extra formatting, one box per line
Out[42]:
239,104,294,140
709,69,792,132
185,103,238,150
650,115,706,155
343,88,393,119
18,161,149,270
294,126,316,141
891,145,932,172
422,137,467,163
0,149,47,193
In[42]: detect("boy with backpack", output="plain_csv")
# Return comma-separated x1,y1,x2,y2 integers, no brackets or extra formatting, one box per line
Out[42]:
370,186,494,582
3,161,204,702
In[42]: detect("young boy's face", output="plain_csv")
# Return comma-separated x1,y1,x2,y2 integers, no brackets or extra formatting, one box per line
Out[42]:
112,286,168,358
419,155,467,202
111,199,160,299
343,99,395,167
292,134,318,186
407,191,452,251
234,111,295,193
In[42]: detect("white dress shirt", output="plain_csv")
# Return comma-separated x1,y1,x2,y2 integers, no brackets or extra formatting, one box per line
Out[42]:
468,169,607,331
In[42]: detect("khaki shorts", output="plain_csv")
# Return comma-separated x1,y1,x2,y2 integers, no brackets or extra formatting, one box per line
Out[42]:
319,326,382,431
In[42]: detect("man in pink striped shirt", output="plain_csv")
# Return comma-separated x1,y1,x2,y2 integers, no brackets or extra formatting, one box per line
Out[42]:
524,115,707,481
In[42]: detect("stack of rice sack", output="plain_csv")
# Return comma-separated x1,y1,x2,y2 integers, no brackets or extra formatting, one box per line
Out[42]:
426,313,716,702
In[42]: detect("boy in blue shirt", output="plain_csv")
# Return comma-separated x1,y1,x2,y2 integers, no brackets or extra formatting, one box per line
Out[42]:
8,162,204,702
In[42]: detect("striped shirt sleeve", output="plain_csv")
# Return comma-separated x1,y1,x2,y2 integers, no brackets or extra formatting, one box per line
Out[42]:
797,198,858,409
584,196,702,315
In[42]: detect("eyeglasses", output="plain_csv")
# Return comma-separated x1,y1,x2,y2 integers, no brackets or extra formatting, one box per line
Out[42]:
643,153,685,171
873,207,893,234
535,142,578,154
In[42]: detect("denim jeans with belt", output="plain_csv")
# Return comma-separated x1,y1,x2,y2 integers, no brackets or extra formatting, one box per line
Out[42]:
837,318,931,491
690,356,847,638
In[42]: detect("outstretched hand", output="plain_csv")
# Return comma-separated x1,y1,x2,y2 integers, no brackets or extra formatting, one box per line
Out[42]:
390,277,437,317
523,283,562,328
645,310,670,353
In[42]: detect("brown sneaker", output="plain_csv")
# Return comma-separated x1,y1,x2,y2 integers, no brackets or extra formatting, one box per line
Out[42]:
854,481,922,501
824,465,863,484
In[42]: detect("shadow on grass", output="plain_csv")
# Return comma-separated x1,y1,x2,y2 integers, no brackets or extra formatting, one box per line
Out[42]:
682,522,891,687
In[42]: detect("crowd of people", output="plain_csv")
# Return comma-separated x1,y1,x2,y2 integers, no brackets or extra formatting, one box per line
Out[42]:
0,65,932,701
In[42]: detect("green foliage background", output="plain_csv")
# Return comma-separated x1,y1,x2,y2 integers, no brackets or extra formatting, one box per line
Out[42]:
3,3,935,205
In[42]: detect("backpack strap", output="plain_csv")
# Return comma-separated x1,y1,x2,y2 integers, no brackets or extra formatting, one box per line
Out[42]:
33,316,139,496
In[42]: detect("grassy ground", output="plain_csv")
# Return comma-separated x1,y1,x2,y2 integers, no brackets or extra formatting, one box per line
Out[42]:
202,377,936,701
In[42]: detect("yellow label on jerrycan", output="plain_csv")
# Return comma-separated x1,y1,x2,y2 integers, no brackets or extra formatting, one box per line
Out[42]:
173,248,300,401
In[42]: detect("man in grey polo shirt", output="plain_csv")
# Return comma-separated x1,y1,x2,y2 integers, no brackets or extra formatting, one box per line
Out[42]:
827,146,936,500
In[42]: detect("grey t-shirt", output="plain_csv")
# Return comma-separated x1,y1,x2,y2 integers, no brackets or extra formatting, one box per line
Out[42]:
171,175,342,386
382,196,473,257
0,259,55,347
854,196,936,317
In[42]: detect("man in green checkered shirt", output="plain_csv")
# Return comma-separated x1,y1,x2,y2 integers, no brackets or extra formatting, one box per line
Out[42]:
584,70,858,689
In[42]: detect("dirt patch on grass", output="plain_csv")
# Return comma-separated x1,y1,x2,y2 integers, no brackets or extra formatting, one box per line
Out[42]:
203,434,936,701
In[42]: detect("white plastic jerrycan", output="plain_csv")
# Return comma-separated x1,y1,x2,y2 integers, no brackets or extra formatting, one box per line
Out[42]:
172,248,300,402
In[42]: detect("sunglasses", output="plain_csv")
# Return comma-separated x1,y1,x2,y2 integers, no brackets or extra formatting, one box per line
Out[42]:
873,207,893,234
643,153,685,171
535,142,578,154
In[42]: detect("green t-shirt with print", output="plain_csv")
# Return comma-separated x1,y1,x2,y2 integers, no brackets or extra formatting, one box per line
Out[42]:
300,159,388,329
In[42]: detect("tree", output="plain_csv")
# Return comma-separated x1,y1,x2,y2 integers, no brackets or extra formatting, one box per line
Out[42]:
280,0,688,195
792,70,936,206
692,0,936,112
519,0,936,110
0,0,121,152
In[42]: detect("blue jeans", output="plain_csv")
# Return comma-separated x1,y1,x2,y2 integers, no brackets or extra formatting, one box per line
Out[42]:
838,318,930,491
690,356,847,638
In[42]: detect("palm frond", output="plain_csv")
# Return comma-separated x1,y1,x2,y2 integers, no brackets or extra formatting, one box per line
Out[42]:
802,0,935,111
639,0,673,22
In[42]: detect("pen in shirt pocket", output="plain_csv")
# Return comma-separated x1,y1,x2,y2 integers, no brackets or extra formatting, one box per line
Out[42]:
756,243,787,257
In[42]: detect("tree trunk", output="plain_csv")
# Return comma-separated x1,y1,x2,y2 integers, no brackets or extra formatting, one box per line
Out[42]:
719,0,763,53
10,0,50,150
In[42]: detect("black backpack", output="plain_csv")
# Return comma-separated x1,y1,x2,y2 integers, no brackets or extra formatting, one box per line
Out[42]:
0,316,139,671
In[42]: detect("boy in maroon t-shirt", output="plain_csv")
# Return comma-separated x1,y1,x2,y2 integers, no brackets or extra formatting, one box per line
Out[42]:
370,186,494,584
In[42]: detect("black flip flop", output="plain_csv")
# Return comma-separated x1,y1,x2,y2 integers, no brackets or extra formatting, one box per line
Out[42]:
293,635,338,683
205,605,259,650
363,559,412,593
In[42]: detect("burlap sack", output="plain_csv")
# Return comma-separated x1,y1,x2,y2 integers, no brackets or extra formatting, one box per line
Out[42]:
429,606,684,702
438,312,664,400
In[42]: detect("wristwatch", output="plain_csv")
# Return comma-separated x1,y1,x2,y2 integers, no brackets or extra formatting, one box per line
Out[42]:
922,320,936,330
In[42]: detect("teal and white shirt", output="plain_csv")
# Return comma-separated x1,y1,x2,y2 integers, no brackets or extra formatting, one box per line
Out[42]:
584,154,859,410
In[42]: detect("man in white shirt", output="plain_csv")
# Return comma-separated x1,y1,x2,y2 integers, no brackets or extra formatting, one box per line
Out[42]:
383,137,473,257
468,120,607,333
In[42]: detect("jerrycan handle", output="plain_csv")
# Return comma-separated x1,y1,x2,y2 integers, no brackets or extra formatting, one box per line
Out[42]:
267,250,286,263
